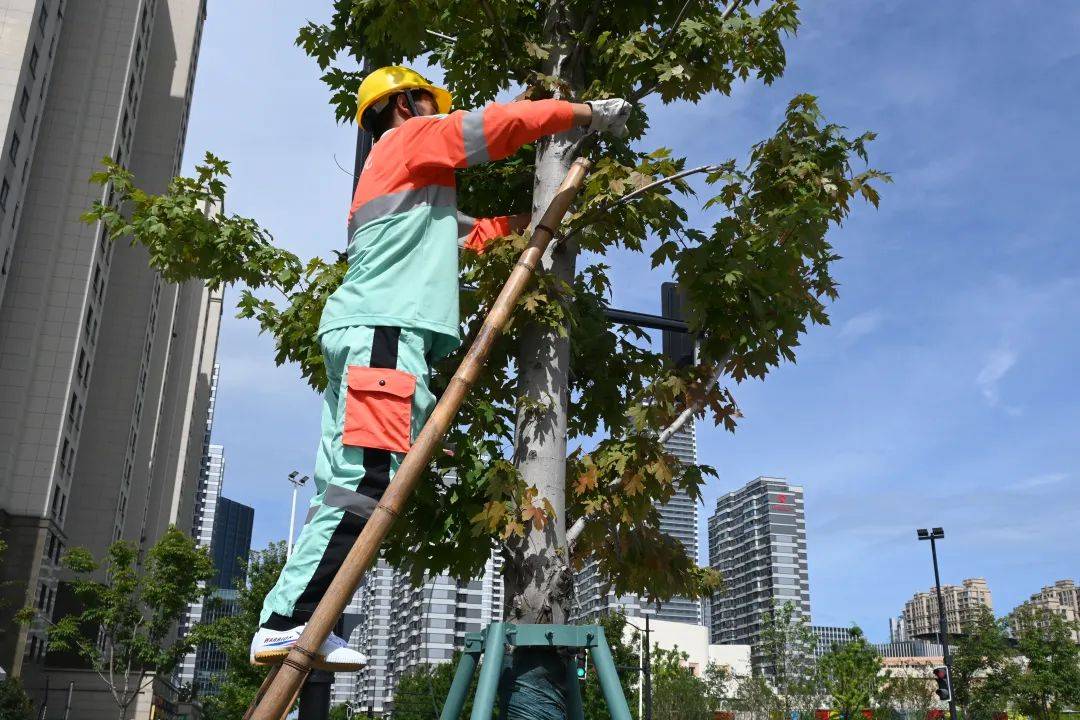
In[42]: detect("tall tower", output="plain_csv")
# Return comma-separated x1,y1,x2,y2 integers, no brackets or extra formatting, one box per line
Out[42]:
708,476,810,669
192,496,253,695
0,0,215,682
178,362,223,689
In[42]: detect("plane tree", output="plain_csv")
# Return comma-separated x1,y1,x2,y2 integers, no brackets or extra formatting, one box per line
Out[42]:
85,0,887,715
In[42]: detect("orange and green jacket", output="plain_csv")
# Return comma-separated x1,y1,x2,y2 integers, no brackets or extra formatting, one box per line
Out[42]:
318,99,576,361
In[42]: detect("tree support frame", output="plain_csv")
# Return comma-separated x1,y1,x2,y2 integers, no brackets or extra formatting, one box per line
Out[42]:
439,622,632,720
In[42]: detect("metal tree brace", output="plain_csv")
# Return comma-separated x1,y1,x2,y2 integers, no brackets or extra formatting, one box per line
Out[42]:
440,623,633,720
243,158,594,720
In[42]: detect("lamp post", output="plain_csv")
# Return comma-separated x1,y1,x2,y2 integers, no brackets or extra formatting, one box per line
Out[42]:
917,527,958,720
287,471,310,559
625,605,656,720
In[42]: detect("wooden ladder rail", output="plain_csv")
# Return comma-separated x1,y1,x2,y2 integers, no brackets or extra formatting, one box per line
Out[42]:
244,158,592,720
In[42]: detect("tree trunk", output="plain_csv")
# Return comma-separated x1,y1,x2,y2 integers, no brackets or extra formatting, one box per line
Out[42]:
499,10,585,719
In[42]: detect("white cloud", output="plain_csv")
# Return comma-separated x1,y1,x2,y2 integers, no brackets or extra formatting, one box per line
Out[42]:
838,310,883,343
976,348,1018,404
1012,472,1069,490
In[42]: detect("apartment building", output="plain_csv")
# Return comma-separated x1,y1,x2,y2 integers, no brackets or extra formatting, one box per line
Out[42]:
900,578,992,640
1010,579,1080,643
0,0,214,693
332,552,504,714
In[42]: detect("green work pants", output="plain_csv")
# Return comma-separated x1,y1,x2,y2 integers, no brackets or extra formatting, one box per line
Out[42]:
260,325,436,627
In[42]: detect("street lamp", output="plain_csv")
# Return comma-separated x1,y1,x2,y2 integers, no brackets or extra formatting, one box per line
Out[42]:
916,527,957,720
287,471,310,559
624,605,656,720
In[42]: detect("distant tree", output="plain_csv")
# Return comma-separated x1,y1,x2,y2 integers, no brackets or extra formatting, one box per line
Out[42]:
18,527,213,720
1009,607,1080,720
393,659,476,720
703,661,734,711
328,703,351,720
192,542,287,720
951,608,1017,719
881,674,937,720
650,645,711,719
732,674,777,720
817,626,886,720
0,677,34,720
758,602,819,716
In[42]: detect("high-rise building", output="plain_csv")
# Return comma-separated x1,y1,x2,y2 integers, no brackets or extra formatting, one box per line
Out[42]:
0,0,214,689
332,552,504,714
191,496,253,695
899,578,992,640
811,625,853,658
1009,579,1080,643
178,362,223,689
707,476,810,670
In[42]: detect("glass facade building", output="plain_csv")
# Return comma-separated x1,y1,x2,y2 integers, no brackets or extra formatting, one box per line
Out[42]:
708,476,810,671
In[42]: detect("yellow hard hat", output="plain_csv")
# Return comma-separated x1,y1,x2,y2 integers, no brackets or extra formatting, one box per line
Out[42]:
355,65,453,130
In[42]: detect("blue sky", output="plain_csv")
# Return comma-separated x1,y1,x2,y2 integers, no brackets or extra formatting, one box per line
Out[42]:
182,1,1080,641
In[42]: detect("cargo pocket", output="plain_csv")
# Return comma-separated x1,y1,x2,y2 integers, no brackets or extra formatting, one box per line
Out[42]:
343,366,416,453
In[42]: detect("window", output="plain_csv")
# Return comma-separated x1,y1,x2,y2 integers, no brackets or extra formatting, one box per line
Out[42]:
0,178,9,212
77,348,89,384
18,88,29,119
29,46,38,77
67,393,78,426
38,4,48,34
8,132,18,163
39,72,47,99
84,306,94,337
48,31,56,58
59,438,69,472
1,248,8,275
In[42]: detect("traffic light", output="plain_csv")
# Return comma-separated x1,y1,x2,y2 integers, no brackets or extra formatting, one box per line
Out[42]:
575,651,588,681
932,666,951,701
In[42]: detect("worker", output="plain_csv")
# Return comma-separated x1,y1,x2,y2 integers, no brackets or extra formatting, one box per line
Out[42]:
249,66,631,670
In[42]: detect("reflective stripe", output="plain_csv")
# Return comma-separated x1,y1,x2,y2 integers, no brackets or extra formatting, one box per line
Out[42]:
462,111,489,166
347,184,457,240
323,484,379,519
456,211,476,247
304,505,318,524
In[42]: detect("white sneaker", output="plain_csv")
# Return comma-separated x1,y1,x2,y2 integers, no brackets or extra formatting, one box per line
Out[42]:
250,625,367,671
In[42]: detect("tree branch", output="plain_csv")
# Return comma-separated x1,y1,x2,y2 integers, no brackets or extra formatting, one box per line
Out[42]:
568,0,603,73
560,163,721,245
479,0,519,79
631,0,745,102
566,358,727,548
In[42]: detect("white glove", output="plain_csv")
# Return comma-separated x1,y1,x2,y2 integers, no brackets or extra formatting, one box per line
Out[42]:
587,98,632,138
